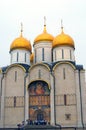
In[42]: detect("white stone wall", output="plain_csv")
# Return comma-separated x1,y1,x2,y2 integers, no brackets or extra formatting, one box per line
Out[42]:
53,63,77,127
75,70,82,127
0,74,5,127
0,73,2,126
29,64,50,84
10,49,31,65
5,66,25,96
0,73,2,96
3,65,25,127
53,46,75,62
34,41,52,63
54,63,76,94
0,60,85,128
4,108,24,128
80,70,86,127
75,69,86,127
56,106,77,126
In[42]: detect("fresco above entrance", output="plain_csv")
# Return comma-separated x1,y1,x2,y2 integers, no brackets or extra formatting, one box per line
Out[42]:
29,81,50,95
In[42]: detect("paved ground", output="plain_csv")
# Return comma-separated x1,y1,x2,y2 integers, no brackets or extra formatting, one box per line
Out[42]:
0,126,85,130
58,128,85,130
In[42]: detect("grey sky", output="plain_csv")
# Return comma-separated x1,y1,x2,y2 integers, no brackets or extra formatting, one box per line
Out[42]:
0,0,86,73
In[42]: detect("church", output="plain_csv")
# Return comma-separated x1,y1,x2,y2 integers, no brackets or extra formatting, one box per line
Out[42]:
0,18,86,128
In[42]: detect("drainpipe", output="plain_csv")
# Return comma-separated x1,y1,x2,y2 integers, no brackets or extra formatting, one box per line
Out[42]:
78,69,84,129
24,72,28,125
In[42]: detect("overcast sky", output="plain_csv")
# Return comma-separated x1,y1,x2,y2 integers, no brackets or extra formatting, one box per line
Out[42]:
0,0,86,72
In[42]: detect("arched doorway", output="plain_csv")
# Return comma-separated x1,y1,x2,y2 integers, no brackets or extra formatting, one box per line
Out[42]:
37,112,44,121
34,109,46,121
28,80,50,123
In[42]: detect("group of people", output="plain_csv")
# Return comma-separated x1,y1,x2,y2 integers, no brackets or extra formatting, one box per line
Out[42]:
17,121,25,130
26,119,48,125
17,119,49,129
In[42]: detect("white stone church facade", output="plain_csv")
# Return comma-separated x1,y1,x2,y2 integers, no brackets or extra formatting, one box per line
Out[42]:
0,20,86,128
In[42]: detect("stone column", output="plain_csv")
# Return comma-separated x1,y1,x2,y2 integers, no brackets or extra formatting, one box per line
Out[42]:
24,87,29,123
80,70,86,127
24,74,29,124
50,72,55,125
75,70,82,127
1,74,5,127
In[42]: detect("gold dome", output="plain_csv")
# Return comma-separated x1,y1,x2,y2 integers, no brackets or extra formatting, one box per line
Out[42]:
34,26,54,44
53,30,75,48
10,35,32,52
30,53,34,62
34,17,54,44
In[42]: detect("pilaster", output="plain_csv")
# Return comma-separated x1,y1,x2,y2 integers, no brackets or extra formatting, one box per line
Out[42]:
50,72,55,125
75,70,83,127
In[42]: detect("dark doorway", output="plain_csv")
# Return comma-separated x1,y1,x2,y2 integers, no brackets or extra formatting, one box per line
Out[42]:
37,112,44,121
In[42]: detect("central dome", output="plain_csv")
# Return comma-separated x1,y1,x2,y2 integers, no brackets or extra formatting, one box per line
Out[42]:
10,35,32,52
34,25,54,44
53,30,75,48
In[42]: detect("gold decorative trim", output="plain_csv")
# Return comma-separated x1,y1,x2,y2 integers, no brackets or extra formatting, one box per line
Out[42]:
29,62,50,71
53,61,76,71
5,64,26,73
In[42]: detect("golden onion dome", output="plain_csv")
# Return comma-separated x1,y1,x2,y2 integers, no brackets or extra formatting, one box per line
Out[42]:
10,23,32,52
34,17,54,44
10,35,32,52
53,27,75,48
30,53,34,62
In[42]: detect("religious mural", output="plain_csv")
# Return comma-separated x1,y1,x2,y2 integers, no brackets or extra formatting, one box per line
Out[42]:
28,81,50,122
29,81,49,95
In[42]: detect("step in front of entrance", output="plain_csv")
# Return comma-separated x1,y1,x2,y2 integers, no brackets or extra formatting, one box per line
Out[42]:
24,125,61,130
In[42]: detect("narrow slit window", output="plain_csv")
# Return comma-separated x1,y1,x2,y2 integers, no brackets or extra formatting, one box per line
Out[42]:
25,53,26,62
11,53,12,63
62,49,64,59
70,50,72,60
38,69,41,79
64,94,67,105
17,52,19,62
35,50,36,63
14,96,16,107
55,51,56,61
42,48,44,61
15,71,17,82
63,68,66,79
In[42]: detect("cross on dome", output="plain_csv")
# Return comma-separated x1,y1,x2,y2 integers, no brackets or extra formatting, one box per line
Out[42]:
61,19,64,33
43,16,47,33
20,22,23,37
44,16,46,26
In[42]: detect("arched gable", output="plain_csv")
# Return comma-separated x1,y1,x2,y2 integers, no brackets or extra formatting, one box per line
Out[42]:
53,61,76,71
29,63,50,71
53,61,76,94
5,64,26,73
29,63,50,87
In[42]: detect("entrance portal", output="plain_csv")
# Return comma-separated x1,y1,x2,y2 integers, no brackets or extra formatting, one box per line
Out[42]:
29,81,50,123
